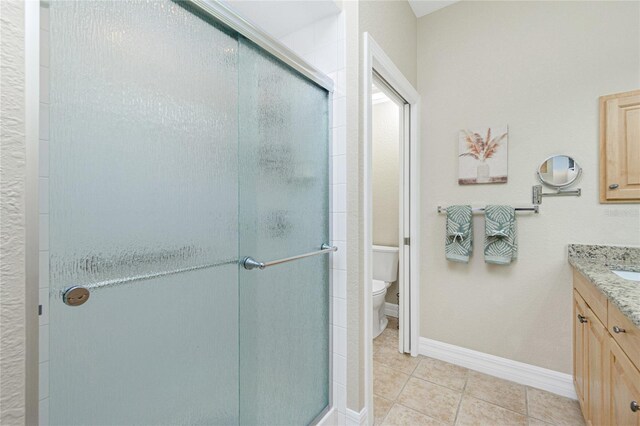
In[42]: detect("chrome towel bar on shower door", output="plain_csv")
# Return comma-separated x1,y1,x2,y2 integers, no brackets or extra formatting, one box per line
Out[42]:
242,244,337,270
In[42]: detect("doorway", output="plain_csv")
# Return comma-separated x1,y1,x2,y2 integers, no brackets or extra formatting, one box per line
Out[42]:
363,33,421,424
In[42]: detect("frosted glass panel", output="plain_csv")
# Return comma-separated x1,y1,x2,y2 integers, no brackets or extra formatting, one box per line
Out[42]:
48,1,239,424
238,38,330,425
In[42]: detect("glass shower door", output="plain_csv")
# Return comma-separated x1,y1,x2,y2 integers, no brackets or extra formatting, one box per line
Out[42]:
48,1,240,424
238,38,331,425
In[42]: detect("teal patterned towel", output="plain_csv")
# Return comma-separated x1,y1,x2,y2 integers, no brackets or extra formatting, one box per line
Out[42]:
446,205,473,263
484,205,517,265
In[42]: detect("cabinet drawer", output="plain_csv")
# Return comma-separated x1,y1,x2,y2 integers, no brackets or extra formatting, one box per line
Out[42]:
573,270,608,326
608,303,640,370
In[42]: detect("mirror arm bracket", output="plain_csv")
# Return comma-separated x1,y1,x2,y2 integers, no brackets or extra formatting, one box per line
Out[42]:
532,185,582,205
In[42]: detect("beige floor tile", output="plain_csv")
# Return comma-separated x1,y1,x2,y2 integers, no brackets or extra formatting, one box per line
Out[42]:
526,387,585,426
381,404,445,426
413,357,469,391
373,361,411,400
374,345,420,375
396,377,462,424
464,371,526,414
527,417,553,426
374,395,394,426
455,396,527,426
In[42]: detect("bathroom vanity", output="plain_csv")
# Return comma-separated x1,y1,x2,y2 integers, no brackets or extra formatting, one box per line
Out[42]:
569,244,640,425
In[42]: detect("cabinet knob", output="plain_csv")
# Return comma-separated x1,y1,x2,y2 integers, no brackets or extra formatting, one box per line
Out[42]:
631,401,639,413
613,325,626,334
609,183,619,190
577,314,588,324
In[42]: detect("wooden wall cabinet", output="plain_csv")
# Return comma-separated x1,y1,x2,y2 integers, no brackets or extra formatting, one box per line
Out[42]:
573,270,640,425
599,89,640,203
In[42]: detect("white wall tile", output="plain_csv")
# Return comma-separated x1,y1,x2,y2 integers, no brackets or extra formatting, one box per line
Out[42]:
39,288,49,326
40,4,49,31
337,12,345,41
335,70,346,98
39,254,49,289
39,178,49,214
332,126,346,156
39,214,49,251
332,155,346,184
40,30,49,68
333,382,346,413
332,325,346,357
331,183,346,212
39,103,49,141
332,296,346,327
330,241,346,270
39,324,49,363
332,96,345,127
296,26,315,55
332,269,347,299
39,361,49,400
331,212,346,242
333,353,346,385
39,140,49,177
315,43,338,74
40,66,50,104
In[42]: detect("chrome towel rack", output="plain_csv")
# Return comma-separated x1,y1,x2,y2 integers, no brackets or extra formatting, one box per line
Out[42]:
242,243,337,270
437,205,540,214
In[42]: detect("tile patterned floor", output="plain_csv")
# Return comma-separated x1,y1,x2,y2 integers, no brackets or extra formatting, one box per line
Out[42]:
373,317,585,426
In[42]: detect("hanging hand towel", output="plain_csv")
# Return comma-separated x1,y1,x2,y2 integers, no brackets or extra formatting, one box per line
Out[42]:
445,205,473,263
484,205,518,265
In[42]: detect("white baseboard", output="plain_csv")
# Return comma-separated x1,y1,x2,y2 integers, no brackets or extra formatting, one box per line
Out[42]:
384,302,398,318
419,337,577,400
346,407,367,426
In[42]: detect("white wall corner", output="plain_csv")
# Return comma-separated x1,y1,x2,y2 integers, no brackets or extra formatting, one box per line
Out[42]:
345,407,367,426
419,337,577,400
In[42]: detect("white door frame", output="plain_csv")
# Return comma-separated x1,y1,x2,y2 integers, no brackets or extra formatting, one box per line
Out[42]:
363,33,420,424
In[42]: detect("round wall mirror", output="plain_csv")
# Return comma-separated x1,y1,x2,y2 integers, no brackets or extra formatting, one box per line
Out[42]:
537,155,582,188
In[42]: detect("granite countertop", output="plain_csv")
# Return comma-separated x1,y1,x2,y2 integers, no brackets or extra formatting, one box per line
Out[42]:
569,244,640,327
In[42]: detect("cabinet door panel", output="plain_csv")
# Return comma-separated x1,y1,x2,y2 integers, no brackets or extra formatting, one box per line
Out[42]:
609,340,640,426
587,307,608,426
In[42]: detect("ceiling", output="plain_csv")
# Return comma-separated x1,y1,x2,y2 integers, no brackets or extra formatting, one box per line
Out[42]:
408,0,459,17
223,0,341,38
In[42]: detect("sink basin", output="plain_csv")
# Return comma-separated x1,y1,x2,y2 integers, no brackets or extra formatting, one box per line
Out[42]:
612,270,640,282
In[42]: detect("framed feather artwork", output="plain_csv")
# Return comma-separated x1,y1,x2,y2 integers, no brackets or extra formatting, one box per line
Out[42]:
458,126,508,184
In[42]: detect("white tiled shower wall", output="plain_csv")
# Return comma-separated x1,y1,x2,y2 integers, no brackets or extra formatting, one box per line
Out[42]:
38,3,50,424
278,12,348,424
37,5,347,425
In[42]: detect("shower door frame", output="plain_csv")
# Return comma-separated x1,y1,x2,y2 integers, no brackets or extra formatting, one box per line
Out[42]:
24,1,335,423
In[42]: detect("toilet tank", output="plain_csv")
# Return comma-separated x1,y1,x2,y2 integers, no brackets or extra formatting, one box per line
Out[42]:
372,245,399,283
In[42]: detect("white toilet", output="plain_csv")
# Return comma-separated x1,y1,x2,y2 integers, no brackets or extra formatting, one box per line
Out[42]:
372,245,399,338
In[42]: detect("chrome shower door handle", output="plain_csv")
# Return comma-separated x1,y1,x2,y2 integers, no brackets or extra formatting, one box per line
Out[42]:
242,243,337,270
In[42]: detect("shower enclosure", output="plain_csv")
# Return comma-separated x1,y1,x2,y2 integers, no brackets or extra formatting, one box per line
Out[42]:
44,1,332,424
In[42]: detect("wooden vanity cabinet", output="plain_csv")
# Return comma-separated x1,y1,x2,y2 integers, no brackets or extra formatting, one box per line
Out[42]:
573,270,640,425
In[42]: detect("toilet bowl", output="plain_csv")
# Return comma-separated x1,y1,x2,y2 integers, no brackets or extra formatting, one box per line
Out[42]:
371,245,399,338
372,279,391,338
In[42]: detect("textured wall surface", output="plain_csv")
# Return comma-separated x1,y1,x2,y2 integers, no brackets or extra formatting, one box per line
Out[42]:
418,1,640,374
0,0,27,423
